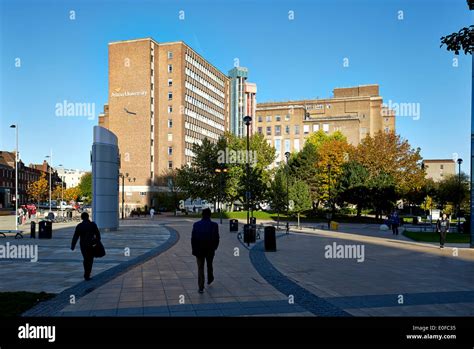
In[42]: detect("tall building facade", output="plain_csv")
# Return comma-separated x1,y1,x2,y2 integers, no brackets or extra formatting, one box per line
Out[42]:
228,67,257,137
99,38,230,208
56,168,88,188
256,84,396,166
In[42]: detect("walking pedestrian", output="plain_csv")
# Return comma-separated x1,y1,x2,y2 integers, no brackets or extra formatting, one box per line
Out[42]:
191,208,219,293
71,212,102,281
391,211,400,235
150,207,155,220
436,213,450,249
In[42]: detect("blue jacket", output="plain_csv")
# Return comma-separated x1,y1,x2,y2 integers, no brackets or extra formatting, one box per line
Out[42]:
191,218,219,257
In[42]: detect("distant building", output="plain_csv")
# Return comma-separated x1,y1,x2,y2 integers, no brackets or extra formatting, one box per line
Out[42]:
56,168,88,188
422,159,456,182
256,84,396,166
228,67,257,136
0,151,44,208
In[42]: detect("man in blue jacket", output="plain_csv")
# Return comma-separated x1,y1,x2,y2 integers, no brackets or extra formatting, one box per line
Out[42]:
191,208,219,293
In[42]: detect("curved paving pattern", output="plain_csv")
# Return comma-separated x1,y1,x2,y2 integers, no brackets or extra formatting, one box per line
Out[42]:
22,226,179,317
248,234,351,317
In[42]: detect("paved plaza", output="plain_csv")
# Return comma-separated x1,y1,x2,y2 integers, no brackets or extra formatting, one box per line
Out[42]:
3,215,470,317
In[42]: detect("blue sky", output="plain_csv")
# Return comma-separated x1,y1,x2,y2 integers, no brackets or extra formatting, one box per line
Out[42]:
0,0,472,171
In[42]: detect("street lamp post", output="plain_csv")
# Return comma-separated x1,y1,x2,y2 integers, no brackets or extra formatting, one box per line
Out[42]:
57,164,64,216
45,150,53,212
215,168,228,224
285,151,290,217
327,163,332,230
243,115,252,226
10,124,18,231
457,158,463,232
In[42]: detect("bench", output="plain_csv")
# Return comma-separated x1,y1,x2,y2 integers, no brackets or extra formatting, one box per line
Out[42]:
0,229,24,239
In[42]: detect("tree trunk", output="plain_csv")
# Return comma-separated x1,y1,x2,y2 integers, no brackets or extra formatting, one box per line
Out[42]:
356,205,362,217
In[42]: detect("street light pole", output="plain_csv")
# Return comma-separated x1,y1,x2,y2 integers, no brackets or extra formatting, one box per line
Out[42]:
10,124,18,231
328,163,332,230
119,173,125,220
243,116,252,226
457,158,463,232
45,150,53,212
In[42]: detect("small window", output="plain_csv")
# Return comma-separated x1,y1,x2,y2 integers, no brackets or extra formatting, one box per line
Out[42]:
168,92,173,100
303,125,310,134
285,125,290,135
167,51,173,59
168,64,173,73
168,119,173,128
440,164,444,170
294,125,300,135
168,161,173,169
168,106,173,113
257,127,263,134
266,115,272,122
275,125,281,136
151,83,154,91
168,79,173,87
285,114,290,121
258,116,263,123
168,147,173,155
313,124,319,132
168,133,173,141
275,115,281,122
323,124,329,133
266,126,272,136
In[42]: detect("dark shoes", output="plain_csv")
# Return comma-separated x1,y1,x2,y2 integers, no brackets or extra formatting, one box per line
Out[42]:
84,275,92,281
198,289,204,294
207,276,214,285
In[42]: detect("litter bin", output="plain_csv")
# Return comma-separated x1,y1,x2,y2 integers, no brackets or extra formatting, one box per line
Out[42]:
264,226,276,252
30,221,36,239
330,221,339,230
243,224,256,244
250,217,257,225
230,219,238,232
39,220,52,239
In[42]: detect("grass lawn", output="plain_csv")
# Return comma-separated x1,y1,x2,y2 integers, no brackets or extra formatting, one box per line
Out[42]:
185,210,381,224
403,231,470,243
0,291,55,316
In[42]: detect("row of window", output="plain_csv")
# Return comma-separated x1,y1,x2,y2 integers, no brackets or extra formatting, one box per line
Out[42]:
258,114,291,123
185,121,220,140
185,67,225,98
185,53,225,87
271,139,301,154
185,81,225,110
185,108,225,132
185,94,225,120
258,123,331,136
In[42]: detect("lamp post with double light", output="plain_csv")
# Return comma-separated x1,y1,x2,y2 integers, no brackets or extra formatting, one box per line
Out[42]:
215,167,228,224
45,150,53,213
457,158,463,232
243,115,252,226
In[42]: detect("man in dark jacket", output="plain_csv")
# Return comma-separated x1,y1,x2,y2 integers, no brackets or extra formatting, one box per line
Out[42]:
71,212,101,280
191,208,219,293
436,213,450,249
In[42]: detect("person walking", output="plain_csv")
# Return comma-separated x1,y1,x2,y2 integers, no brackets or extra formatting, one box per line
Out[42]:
150,207,155,220
71,212,101,281
436,213,450,249
191,208,219,293
391,211,400,235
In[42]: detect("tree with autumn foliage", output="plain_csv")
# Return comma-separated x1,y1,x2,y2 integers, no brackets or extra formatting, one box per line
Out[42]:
27,173,49,204
352,131,426,199
64,187,81,202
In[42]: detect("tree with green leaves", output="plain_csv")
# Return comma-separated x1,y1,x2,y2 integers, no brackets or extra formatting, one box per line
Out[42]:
440,0,473,55
268,168,288,226
337,161,371,216
78,172,92,203
289,179,312,229
434,173,470,214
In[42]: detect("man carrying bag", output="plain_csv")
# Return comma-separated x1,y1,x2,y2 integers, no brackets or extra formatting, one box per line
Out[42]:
71,212,104,281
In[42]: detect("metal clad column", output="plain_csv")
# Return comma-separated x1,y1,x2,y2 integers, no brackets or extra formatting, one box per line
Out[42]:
92,126,119,231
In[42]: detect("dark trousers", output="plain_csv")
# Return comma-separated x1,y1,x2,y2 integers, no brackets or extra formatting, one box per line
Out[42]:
81,247,94,278
392,224,399,235
439,230,447,246
196,254,214,290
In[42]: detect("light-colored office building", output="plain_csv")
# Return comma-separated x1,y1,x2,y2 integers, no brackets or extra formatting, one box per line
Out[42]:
56,168,88,188
423,159,456,182
255,84,396,166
